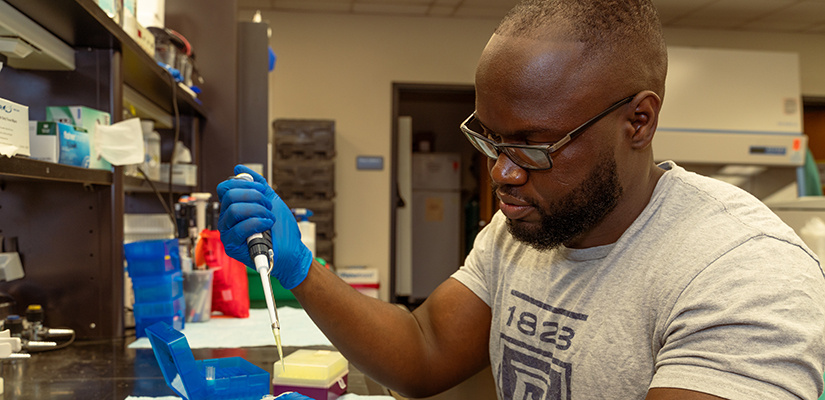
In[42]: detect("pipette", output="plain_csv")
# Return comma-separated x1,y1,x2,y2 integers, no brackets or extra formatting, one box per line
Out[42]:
235,173,285,371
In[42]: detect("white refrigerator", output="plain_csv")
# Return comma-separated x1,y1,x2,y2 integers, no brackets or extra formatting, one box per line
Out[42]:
411,153,462,300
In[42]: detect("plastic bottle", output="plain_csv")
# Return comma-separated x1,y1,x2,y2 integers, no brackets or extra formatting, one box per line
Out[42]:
141,120,161,181
291,208,316,257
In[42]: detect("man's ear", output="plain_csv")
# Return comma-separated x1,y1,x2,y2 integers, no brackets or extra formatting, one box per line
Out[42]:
627,90,661,150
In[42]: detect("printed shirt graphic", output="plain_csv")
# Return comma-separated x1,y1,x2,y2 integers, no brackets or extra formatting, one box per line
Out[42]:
451,162,825,400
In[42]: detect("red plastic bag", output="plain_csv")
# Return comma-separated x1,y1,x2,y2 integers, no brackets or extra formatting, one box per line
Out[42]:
195,229,250,318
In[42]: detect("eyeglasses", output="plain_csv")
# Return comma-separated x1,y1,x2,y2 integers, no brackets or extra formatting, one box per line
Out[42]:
460,94,636,170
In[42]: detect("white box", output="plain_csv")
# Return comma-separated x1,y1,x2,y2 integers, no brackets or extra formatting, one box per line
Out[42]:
0,97,29,156
137,0,165,28
123,8,155,57
28,121,91,167
160,163,197,186
338,268,379,298
46,106,112,170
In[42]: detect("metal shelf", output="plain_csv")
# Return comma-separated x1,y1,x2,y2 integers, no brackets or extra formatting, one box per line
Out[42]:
0,156,112,185
123,175,193,194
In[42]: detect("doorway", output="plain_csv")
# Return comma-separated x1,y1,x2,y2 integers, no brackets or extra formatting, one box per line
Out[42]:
389,83,496,308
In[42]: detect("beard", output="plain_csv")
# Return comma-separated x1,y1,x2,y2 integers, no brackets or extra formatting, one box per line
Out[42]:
499,155,623,251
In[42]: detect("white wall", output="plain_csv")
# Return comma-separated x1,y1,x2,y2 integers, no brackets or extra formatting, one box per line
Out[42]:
244,9,825,300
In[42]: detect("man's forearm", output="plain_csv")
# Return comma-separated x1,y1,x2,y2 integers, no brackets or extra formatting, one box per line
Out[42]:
290,260,435,392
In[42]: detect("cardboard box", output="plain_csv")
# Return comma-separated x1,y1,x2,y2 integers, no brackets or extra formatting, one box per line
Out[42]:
46,106,111,170
0,97,29,156
28,121,90,168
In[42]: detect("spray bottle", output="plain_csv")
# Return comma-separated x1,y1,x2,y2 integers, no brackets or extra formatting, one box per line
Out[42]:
291,208,316,257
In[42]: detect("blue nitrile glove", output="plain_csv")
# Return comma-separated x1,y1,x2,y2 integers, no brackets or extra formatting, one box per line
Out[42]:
217,164,313,290
273,392,314,400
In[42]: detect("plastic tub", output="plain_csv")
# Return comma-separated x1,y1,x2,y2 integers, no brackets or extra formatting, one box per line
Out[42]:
183,269,215,323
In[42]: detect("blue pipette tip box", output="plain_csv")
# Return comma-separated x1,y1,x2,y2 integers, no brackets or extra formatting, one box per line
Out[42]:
145,321,271,400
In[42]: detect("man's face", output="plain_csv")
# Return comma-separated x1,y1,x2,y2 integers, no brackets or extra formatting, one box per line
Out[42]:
494,152,622,250
474,33,626,249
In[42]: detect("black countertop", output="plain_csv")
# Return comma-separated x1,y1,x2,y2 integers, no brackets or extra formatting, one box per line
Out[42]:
1,337,388,399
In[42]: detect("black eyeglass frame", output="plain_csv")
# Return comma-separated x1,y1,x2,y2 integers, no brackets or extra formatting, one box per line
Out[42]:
460,94,637,170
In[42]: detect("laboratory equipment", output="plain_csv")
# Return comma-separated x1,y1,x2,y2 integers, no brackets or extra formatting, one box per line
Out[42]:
271,349,349,399
234,173,285,370
145,321,270,400
291,208,316,256
767,197,825,247
409,153,462,301
2,305,76,352
141,120,161,181
652,46,807,201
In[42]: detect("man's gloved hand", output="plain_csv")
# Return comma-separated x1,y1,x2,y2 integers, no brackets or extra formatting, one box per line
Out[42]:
217,164,313,290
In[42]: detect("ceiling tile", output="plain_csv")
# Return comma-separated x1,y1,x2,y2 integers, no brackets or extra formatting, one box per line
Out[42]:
272,0,353,12
667,17,744,29
237,0,275,9
740,20,817,32
356,0,433,4
428,5,456,16
763,1,825,23
458,0,518,6
651,0,716,24
804,23,825,34
244,0,825,35
433,0,462,6
453,6,511,19
686,0,797,23
352,2,429,15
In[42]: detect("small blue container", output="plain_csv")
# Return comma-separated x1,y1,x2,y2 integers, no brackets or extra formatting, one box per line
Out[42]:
131,271,184,303
145,321,270,400
136,313,184,339
134,295,186,338
125,239,181,277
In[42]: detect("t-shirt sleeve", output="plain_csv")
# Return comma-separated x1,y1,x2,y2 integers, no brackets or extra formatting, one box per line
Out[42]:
650,236,825,399
451,213,505,307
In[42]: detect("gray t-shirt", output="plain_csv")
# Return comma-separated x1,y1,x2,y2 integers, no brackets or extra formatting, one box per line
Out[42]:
452,161,825,400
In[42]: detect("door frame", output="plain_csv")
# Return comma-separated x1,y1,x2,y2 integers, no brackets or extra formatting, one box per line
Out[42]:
389,82,480,304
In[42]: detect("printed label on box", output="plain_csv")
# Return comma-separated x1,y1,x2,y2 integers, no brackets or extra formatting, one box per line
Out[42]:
46,106,111,170
0,97,30,156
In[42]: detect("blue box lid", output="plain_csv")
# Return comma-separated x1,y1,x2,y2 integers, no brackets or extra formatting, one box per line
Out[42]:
144,321,270,400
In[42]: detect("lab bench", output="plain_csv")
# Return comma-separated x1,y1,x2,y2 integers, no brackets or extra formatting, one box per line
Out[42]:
1,339,389,399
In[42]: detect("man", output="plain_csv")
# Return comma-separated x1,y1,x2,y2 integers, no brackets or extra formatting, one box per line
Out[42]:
218,0,825,398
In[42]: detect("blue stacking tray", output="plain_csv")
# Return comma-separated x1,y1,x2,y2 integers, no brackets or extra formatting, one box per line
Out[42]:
144,321,271,400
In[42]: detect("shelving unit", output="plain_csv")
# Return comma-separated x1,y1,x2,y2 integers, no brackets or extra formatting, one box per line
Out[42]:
0,0,263,339
0,0,207,339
